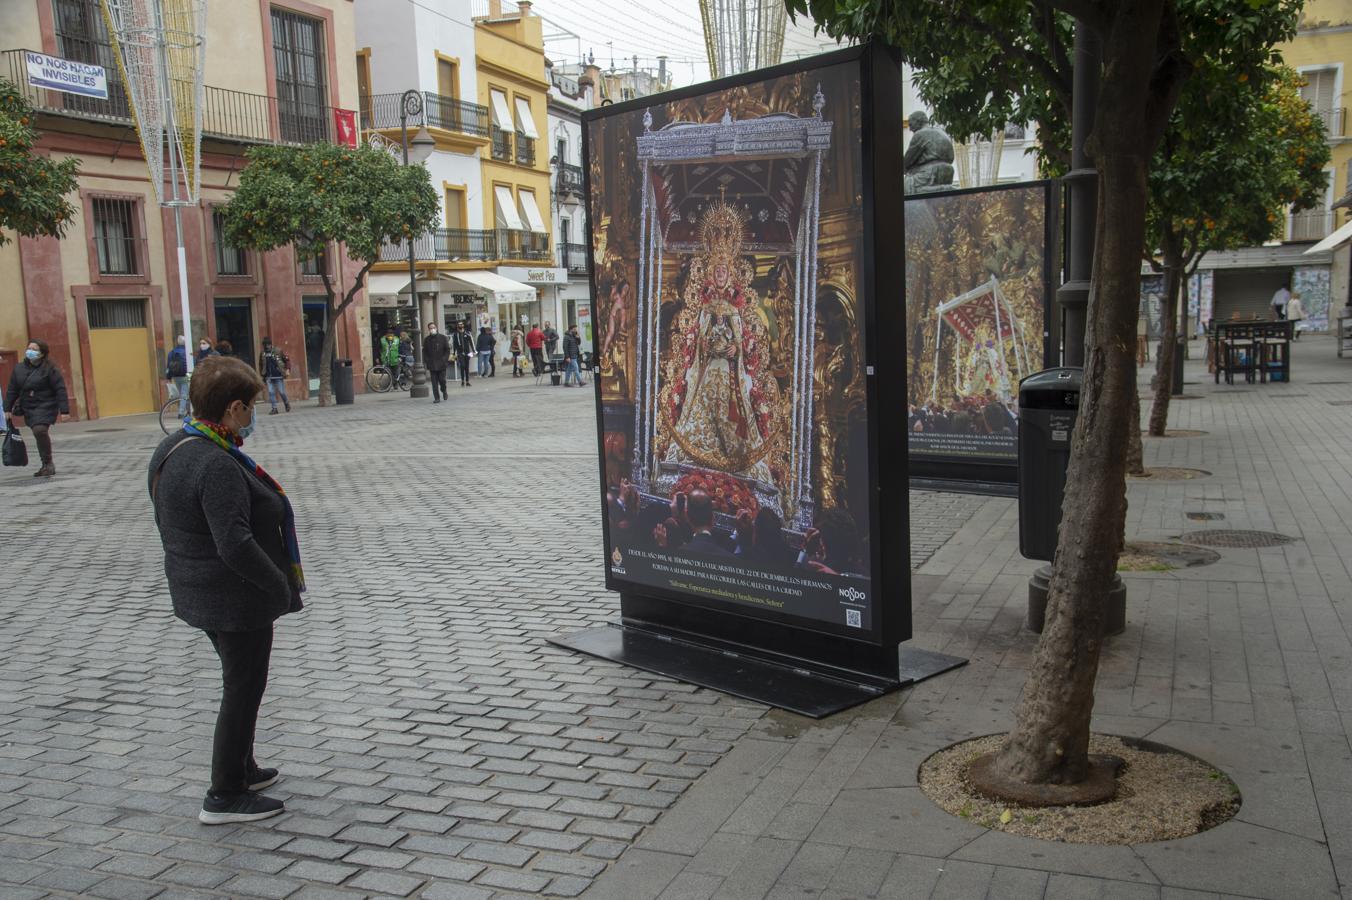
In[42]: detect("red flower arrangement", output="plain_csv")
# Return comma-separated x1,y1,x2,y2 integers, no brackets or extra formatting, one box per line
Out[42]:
672,468,758,517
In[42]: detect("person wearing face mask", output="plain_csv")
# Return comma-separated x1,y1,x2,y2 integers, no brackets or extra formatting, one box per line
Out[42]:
422,321,451,403
196,339,217,365
147,355,305,824
4,339,71,478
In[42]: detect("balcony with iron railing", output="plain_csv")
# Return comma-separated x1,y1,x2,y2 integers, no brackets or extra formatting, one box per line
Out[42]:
515,133,536,167
3,48,353,146
359,91,489,139
558,242,588,274
380,227,552,264
490,126,513,161
557,162,584,196
1314,106,1346,138
1288,208,1334,242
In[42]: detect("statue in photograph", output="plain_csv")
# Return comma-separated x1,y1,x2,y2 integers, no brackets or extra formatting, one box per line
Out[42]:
661,198,779,485
904,111,955,194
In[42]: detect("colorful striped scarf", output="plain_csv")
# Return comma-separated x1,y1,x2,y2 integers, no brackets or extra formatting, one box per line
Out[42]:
184,418,306,594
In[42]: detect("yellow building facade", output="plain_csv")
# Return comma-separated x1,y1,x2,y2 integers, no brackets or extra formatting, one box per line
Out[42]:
476,1,552,264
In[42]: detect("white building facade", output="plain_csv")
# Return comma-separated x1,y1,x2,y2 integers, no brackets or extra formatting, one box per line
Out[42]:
547,61,592,352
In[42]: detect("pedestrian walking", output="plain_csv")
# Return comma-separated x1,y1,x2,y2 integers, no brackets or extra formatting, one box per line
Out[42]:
509,326,526,377
166,335,190,418
543,321,559,359
257,338,292,415
1287,293,1305,339
1271,283,1290,320
1136,313,1149,365
196,338,217,365
451,321,475,387
423,322,451,402
526,322,546,376
215,340,234,357
147,355,304,825
562,323,585,386
4,339,70,478
476,326,496,377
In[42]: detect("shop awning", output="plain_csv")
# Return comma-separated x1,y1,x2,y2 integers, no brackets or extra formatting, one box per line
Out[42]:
444,270,535,304
1305,218,1352,255
365,273,409,297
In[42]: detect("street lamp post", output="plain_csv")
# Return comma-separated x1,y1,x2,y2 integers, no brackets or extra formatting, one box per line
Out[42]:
399,89,436,399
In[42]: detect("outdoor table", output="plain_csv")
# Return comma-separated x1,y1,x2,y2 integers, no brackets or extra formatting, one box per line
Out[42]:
1211,320,1292,384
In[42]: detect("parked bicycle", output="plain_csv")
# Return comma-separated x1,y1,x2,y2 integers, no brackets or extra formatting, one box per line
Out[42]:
364,360,412,393
159,388,192,435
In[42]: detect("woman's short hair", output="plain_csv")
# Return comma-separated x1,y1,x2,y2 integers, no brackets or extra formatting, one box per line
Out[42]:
190,355,263,422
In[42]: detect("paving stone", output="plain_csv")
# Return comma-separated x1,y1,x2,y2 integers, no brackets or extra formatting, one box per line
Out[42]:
346,869,425,897
282,860,359,884
221,874,304,899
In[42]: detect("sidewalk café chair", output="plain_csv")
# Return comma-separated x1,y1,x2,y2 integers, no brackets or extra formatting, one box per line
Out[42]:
1223,324,1258,385
1258,321,1291,383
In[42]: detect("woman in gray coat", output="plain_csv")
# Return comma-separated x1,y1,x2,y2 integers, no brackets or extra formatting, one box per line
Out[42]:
148,356,305,824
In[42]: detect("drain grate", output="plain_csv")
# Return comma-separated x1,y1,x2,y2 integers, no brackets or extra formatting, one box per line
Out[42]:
1186,512,1225,521
1183,529,1297,548
1310,381,1351,385
85,427,126,433
1328,401,1352,407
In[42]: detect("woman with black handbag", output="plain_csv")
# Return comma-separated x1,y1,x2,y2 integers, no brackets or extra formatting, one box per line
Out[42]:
4,339,70,478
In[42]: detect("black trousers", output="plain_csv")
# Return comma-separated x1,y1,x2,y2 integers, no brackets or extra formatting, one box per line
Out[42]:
204,627,273,795
530,348,544,376
429,367,448,399
30,423,52,464
457,354,472,384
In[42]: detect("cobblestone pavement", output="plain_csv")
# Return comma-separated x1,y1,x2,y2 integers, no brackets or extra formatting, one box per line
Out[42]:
0,374,982,900
582,335,1352,900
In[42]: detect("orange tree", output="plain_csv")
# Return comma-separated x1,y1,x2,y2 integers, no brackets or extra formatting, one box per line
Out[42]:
0,79,79,244
221,142,438,404
1144,65,1328,436
787,0,1300,795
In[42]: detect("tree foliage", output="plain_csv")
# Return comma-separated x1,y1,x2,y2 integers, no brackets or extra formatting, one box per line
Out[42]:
0,79,80,245
221,142,439,404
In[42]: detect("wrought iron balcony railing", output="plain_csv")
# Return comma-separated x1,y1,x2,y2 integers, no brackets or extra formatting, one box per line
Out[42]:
558,242,588,274
490,126,512,161
1314,106,1346,137
557,162,584,195
1288,208,1333,242
381,227,552,263
4,48,353,147
515,133,535,167
359,91,489,138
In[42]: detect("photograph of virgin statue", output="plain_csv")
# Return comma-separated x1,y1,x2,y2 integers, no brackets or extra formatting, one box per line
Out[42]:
586,59,878,632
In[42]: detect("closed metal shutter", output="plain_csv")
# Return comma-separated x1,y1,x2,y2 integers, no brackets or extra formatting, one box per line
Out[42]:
1213,269,1288,321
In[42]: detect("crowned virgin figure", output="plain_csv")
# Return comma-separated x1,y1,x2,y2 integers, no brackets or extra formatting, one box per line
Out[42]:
661,198,781,489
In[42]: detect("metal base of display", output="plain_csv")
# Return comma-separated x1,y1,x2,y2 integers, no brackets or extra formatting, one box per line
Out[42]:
910,477,1018,497
549,622,905,718
897,646,968,683
549,624,969,718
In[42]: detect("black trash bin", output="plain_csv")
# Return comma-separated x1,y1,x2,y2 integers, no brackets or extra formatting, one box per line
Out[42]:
331,359,354,405
1017,367,1081,562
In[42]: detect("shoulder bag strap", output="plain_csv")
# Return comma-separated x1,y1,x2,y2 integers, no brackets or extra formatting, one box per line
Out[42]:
151,435,201,508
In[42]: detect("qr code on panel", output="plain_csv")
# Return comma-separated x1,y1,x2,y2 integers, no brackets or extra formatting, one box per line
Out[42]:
846,609,862,628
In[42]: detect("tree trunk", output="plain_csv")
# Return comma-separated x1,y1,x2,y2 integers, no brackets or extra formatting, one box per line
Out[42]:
1125,382,1144,475
993,140,1149,784
317,296,338,407
1148,234,1183,436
